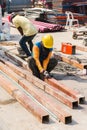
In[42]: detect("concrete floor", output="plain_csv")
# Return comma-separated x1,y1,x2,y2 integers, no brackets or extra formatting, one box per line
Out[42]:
0,26,87,130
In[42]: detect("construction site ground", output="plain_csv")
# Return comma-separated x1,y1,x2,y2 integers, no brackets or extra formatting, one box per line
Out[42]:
0,26,87,130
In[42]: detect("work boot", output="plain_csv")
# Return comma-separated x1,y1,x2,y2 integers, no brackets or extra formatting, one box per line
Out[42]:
25,56,32,62
17,47,26,55
16,53,28,59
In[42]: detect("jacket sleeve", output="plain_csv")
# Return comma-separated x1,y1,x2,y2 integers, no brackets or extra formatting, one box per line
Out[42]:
33,45,44,73
43,51,52,70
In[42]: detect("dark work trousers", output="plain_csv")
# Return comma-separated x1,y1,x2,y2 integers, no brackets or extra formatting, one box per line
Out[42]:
19,34,36,57
28,57,58,79
2,8,5,16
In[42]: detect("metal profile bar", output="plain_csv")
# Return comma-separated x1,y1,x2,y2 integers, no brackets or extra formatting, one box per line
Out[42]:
18,78,72,124
0,62,22,82
0,60,45,90
0,62,72,124
3,51,85,103
0,61,78,109
45,78,85,104
0,41,18,46
0,72,49,123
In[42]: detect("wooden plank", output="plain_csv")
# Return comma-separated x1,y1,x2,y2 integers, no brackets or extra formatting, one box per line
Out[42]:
53,52,87,69
76,45,87,52
0,59,78,109
0,72,49,123
5,51,28,69
0,41,18,46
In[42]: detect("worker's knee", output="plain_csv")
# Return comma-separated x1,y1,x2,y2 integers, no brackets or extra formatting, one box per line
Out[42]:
28,57,35,69
50,57,58,66
47,58,58,72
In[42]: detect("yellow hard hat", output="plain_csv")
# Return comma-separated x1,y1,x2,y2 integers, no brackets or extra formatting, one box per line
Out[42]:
42,34,53,48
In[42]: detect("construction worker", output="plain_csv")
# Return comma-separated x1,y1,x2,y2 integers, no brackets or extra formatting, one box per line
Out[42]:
28,34,57,80
10,13,38,58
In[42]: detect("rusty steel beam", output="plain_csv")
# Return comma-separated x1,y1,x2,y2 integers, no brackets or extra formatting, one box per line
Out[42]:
0,60,78,109
0,62,22,82
0,72,49,123
0,62,72,123
26,75,78,109
3,51,85,104
45,78,85,104
0,57,26,78
45,84,78,109
18,78,72,124
0,60,45,90
53,53,87,69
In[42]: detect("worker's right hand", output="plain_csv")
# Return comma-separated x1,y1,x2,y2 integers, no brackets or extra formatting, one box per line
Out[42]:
40,70,50,80
43,71,50,78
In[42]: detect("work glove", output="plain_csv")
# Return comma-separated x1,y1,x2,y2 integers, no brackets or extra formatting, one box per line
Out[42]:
43,71,50,78
40,70,51,80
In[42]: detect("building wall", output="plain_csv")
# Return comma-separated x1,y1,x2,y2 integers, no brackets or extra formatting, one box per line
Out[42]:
6,0,32,13
52,0,87,14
